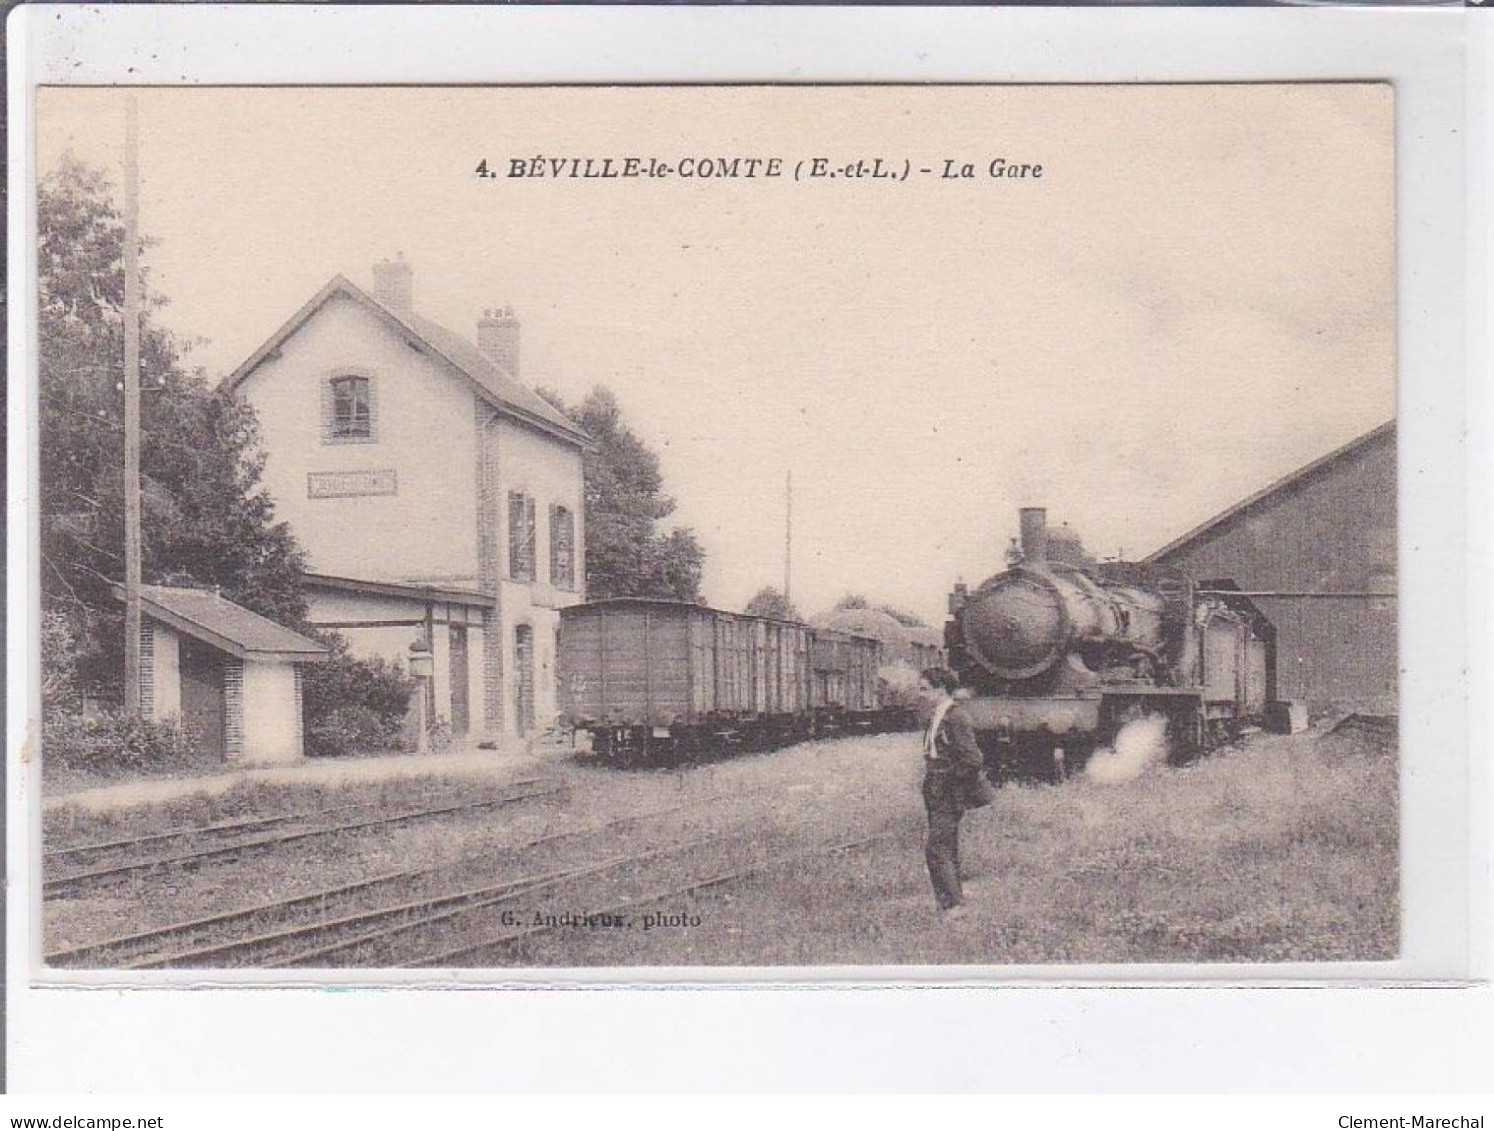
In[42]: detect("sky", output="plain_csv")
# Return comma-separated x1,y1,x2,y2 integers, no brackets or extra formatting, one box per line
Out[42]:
37,85,1396,625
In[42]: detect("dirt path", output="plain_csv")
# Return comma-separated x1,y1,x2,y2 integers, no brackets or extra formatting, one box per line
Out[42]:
42,743,556,814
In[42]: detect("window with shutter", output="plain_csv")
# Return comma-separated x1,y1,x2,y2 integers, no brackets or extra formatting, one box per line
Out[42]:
509,491,537,581
550,504,575,590
509,492,527,580
524,496,537,580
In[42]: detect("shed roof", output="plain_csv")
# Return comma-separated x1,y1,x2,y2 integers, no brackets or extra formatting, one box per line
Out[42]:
222,274,592,449
114,585,331,662
1144,420,1396,564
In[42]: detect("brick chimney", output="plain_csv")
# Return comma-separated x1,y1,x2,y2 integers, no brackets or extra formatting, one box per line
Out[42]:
477,306,521,376
371,252,413,315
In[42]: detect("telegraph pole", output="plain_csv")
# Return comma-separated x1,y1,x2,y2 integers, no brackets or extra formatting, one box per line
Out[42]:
783,470,793,603
123,96,143,717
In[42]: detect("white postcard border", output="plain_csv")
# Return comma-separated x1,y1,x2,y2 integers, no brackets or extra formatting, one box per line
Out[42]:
6,3,1485,1093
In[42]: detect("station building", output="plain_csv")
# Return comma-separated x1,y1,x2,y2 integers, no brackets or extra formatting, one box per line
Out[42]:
1144,420,1397,714
223,256,591,743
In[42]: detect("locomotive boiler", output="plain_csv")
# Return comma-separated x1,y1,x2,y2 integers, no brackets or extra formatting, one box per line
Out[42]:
945,508,1276,779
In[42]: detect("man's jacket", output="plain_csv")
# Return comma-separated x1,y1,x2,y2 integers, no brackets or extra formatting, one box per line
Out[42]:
925,699,996,808
926,700,985,773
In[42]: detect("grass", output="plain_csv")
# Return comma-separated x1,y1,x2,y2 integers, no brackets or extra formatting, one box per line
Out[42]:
39,724,1398,968
42,774,540,857
40,742,232,796
509,724,1398,967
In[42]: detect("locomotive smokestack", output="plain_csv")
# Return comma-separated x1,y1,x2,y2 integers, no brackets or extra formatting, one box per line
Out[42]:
1019,507,1049,564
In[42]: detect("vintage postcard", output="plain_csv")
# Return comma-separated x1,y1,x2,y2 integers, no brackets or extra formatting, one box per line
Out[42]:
29,83,1397,975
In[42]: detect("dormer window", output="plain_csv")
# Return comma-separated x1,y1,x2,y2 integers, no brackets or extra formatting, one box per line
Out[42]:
322,373,377,444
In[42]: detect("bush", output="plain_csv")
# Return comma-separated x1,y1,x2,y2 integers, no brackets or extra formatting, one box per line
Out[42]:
304,704,400,760
43,709,203,780
40,609,85,715
302,642,416,758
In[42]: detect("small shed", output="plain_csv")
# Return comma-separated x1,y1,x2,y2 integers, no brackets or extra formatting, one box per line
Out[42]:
116,585,331,763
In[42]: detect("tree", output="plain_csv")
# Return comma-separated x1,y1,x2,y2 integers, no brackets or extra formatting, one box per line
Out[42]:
833,593,925,626
744,586,801,622
875,604,928,628
39,155,308,697
1045,523,1096,570
538,386,705,602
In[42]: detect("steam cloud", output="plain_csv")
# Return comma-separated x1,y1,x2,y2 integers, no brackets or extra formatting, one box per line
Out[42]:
1085,713,1170,785
878,662,923,711
878,662,921,695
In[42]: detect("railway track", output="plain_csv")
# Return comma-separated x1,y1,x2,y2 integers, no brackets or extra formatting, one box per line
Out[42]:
43,779,556,898
44,795,400,867
412,833,883,967
45,790,749,969
268,828,881,969
45,774,881,971
269,833,733,968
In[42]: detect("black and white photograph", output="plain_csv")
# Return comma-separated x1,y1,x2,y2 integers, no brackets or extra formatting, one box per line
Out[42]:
29,82,1400,973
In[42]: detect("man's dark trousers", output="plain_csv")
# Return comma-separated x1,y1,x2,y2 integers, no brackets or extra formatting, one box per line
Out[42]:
923,766,965,910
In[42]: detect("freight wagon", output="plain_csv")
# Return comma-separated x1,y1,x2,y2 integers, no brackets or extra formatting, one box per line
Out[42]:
559,598,894,761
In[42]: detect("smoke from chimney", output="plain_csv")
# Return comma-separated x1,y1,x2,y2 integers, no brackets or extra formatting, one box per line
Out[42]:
372,253,413,315
477,306,521,376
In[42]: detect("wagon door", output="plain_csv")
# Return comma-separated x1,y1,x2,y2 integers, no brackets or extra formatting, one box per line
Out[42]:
762,622,782,714
713,615,735,715
647,606,693,726
792,625,811,714
690,609,715,721
558,608,601,725
857,637,878,710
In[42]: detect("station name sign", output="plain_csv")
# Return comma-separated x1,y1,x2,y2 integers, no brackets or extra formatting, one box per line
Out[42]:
308,469,399,499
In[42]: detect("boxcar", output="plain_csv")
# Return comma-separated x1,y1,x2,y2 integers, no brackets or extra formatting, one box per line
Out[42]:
560,598,821,759
808,627,881,728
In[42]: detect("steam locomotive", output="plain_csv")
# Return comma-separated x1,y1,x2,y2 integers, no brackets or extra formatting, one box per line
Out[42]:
944,508,1277,780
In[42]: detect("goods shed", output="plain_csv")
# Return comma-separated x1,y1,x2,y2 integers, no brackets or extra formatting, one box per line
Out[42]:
1144,421,1396,714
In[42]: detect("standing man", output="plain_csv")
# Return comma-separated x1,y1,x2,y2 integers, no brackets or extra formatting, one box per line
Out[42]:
919,666,996,917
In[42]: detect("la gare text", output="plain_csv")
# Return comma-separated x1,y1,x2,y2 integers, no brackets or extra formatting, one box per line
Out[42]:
484,156,1044,182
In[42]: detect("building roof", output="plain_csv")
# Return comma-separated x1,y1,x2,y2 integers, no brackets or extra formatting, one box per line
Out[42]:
1144,420,1396,564
221,274,592,449
811,607,912,648
114,584,331,662
304,572,496,608
905,624,945,650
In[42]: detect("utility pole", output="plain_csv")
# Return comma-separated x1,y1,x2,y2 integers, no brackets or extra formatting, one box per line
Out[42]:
784,470,792,603
123,96,143,717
